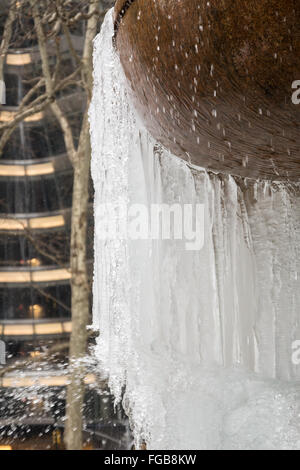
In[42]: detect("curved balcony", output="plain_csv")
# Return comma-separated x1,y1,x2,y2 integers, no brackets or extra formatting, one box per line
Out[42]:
0,213,65,232
0,318,71,339
0,154,71,178
0,373,96,389
5,48,80,69
6,53,31,67
0,161,54,177
0,266,71,287
4,31,84,61
0,204,93,234
0,109,43,123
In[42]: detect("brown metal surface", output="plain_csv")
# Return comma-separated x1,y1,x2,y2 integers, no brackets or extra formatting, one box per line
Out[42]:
114,0,300,180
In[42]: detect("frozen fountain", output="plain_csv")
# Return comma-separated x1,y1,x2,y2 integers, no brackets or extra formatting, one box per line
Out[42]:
90,6,300,450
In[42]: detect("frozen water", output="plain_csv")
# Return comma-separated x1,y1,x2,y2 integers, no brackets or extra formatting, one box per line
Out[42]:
90,10,300,450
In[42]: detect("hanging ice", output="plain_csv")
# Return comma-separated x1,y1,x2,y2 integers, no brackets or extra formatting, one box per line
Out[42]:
90,10,300,450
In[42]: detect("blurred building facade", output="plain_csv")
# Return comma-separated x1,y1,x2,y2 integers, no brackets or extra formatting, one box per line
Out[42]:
0,22,76,361
0,2,128,450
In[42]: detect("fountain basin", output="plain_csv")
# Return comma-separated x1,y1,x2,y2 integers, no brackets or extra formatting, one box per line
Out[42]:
114,0,300,180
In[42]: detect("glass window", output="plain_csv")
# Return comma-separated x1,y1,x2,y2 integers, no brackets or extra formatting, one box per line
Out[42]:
0,172,73,213
28,126,51,159
0,232,70,267
0,285,71,321
4,72,19,106
47,122,66,155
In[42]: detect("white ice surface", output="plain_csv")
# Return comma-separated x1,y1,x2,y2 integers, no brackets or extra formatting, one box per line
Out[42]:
90,10,300,450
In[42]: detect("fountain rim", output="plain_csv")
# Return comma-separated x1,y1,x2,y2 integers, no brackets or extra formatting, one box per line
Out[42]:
113,0,137,46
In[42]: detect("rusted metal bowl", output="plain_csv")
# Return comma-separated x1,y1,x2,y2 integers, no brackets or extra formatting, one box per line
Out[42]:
114,0,300,181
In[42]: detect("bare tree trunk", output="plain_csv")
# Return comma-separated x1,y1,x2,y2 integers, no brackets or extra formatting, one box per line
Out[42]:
65,122,91,450
64,0,99,449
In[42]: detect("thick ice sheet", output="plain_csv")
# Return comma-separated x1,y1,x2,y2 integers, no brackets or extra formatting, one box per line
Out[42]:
90,10,300,450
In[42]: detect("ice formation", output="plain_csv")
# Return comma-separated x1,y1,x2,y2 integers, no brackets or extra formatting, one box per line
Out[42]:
90,10,300,450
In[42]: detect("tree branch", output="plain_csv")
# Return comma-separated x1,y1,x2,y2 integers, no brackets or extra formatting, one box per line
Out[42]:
30,0,76,163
